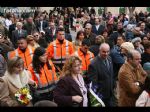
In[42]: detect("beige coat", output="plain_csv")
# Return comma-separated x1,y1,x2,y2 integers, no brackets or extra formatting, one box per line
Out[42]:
118,61,147,106
0,70,32,107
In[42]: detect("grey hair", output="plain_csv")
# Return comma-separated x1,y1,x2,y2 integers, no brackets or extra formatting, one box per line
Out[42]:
16,22,23,27
99,43,110,50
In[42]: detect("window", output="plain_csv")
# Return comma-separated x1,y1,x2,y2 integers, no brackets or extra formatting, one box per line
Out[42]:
119,7,125,14
147,7,150,12
98,7,105,15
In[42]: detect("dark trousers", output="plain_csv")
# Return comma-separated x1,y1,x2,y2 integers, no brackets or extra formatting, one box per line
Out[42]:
32,91,53,105
102,93,118,107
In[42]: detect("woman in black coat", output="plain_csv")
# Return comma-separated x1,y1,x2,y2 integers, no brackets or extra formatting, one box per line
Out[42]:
53,56,88,107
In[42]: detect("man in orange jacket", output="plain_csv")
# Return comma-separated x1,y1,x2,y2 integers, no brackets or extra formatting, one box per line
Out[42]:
73,39,94,82
46,28,74,72
7,37,34,69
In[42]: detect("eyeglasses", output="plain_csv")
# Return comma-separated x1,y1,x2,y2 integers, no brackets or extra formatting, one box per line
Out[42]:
28,39,34,41
34,35,39,37
85,28,91,30
15,65,23,69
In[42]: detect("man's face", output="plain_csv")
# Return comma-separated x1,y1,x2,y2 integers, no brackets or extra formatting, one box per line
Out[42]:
50,22,55,29
95,18,100,25
140,23,145,30
57,31,65,40
117,37,125,46
146,47,150,54
100,46,110,59
39,16,44,21
17,24,22,30
84,25,91,35
117,23,123,30
59,20,64,26
28,17,33,23
17,39,27,50
81,45,89,54
130,53,141,68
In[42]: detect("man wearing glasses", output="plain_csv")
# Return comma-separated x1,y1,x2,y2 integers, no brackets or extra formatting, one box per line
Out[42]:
84,23,96,46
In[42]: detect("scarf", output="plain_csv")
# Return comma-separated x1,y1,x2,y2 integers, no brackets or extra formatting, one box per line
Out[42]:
5,70,30,89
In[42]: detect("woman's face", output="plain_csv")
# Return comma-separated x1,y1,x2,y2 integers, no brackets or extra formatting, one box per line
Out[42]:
102,32,108,39
78,33,84,41
121,47,128,55
142,37,149,45
33,33,40,42
39,53,47,63
72,60,82,75
13,64,24,74
134,41,140,47
28,38,35,46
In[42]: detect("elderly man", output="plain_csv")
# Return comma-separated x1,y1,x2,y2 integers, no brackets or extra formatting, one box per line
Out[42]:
118,50,147,106
87,43,116,106
84,23,96,46
12,22,27,48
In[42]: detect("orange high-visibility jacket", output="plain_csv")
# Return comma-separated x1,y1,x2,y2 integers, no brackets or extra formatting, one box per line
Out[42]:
74,48,94,71
7,47,34,69
46,39,74,64
28,60,58,94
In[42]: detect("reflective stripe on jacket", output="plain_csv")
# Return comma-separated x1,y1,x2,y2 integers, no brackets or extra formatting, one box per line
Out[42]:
74,48,94,71
46,39,74,64
7,47,34,69
28,60,58,94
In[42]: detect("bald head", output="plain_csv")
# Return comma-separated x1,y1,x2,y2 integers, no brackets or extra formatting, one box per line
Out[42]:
99,43,110,59
85,23,92,28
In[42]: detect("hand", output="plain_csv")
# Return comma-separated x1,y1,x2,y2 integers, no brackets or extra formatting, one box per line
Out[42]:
72,95,83,103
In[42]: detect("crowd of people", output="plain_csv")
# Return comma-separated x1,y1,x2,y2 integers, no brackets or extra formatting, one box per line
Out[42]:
0,7,150,107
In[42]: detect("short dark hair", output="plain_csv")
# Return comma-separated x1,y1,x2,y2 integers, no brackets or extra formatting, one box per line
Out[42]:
126,51,134,60
17,37,27,41
56,28,65,34
118,34,126,41
143,41,150,50
81,38,91,47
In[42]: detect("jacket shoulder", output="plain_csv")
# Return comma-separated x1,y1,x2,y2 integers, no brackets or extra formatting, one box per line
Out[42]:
90,56,98,65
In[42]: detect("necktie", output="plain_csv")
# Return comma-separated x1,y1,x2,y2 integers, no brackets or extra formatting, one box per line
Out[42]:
18,30,21,36
104,59,110,70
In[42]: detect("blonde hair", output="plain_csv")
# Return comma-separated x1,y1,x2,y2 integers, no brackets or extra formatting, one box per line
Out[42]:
7,56,24,74
95,35,105,44
26,35,34,43
62,56,82,77
121,42,135,52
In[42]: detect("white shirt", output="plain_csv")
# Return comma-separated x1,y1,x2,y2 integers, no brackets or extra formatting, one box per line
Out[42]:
95,25,100,31
5,19,12,30
40,21,43,32
136,90,150,107
73,74,88,107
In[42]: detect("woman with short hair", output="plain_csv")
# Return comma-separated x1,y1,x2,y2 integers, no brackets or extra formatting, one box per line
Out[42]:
0,57,35,106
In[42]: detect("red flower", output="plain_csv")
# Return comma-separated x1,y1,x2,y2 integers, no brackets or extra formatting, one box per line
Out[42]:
20,94,26,100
